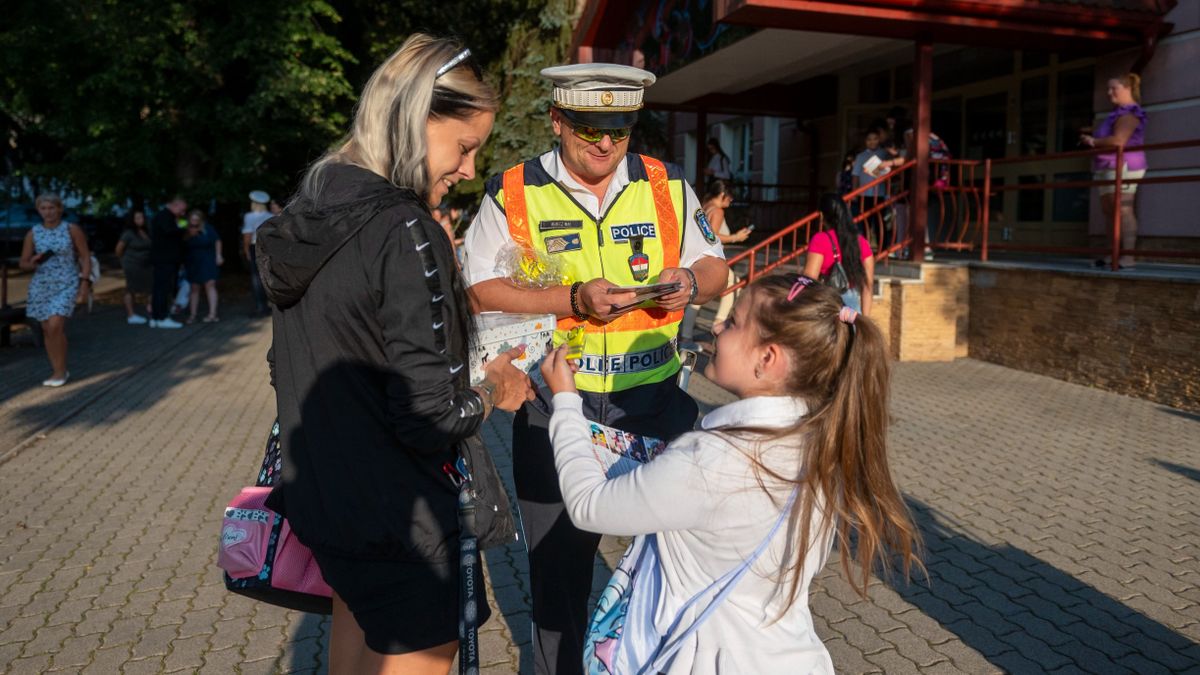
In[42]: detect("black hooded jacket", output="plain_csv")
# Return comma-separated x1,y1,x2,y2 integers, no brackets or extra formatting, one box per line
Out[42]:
256,163,489,561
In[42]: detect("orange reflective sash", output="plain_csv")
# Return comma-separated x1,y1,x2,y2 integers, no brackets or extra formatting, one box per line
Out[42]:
502,155,683,333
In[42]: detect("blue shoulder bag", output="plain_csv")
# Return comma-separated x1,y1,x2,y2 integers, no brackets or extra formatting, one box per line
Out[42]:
584,489,797,674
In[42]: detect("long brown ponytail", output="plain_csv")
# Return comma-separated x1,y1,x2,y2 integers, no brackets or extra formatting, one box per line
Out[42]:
721,274,922,606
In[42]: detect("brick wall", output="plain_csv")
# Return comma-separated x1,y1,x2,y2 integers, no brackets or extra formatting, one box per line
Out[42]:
873,264,969,362
968,266,1200,412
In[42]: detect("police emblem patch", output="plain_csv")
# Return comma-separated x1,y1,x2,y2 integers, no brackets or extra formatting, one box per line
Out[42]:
695,208,718,244
544,233,582,254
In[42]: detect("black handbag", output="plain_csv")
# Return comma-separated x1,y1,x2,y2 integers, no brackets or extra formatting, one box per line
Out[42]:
820,231,851,294
457,433,517,550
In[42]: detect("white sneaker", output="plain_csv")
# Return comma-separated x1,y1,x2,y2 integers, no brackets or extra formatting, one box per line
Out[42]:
42,372,70,387
127,315,149,325
151,318,184,329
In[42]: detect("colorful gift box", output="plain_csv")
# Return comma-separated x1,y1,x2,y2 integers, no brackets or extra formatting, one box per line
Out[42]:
469,312,557,385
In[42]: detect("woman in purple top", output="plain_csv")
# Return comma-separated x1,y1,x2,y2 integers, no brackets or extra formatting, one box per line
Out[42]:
1081,73,1147,270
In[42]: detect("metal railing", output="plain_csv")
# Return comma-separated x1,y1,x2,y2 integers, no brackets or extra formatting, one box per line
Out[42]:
980,139,1200,270
842,160,915,260
716,138,1198,297
722,211,823,295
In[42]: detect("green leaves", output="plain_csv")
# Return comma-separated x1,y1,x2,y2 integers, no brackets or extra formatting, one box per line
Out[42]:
0,0,570,212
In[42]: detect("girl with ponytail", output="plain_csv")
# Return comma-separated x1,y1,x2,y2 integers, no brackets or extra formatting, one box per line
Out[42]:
541,273,921,674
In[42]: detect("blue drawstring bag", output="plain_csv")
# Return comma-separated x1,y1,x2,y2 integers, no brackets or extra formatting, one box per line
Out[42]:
584,490,796,674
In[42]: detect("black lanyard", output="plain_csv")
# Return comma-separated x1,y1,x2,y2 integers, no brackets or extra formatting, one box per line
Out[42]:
458,486,480,675
448,460,480,675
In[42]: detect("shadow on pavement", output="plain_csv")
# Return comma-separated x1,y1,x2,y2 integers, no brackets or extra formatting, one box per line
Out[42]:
890,497,1200,673
1152,459,1200,485
3,301,267,437
1156,406,1200,423
286,613,329,673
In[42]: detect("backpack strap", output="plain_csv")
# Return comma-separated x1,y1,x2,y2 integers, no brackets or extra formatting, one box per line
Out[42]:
647,489,798,671
827,230,842,263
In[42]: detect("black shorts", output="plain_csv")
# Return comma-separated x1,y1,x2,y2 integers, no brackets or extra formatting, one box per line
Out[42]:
312,549,490,655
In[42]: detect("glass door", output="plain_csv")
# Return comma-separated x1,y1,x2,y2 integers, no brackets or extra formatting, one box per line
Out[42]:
964,92,1010,161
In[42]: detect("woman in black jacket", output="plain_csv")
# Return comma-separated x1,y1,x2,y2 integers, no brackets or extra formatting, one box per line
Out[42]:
255,34,532,674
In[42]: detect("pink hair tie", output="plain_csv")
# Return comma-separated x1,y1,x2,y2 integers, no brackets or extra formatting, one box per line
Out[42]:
838,306,859,324
788,276,815,301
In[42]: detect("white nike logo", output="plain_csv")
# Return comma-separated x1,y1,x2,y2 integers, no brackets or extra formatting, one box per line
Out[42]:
449,364,463,374
405,219,418,228
425,268,438,277
432,294,444,302
433,321,445,330
416,241,430,250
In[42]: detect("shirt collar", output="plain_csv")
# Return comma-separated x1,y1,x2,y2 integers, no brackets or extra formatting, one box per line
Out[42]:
700,396,808,431
541,148,631,216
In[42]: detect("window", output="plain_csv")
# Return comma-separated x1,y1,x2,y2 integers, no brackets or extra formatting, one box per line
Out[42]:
859,70,891,104
1020,76,1049,156
1055,66,1094,152
934,48,1015,90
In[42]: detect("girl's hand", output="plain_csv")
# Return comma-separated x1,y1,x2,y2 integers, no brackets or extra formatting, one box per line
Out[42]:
735,228,751,242
216,254,224,267
540,345,579,395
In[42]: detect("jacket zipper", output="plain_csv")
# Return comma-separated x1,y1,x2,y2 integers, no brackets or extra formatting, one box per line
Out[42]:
594,210,609,419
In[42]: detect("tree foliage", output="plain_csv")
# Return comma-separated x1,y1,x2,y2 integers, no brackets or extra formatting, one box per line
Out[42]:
0,0,574,212
1,0,355,208
482,0,577,181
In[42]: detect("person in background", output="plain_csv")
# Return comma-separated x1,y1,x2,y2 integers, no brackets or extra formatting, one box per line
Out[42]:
705,137,733,181
184,209,222,323
1081,72,1147,270
836,152,856,196
256,34,532,674
18,193,92,386
680,178,749,342
269,199,283,216
149,196,187,329
851,129,891,246
242,190,273,315
803,194,875,316
115,209,153,324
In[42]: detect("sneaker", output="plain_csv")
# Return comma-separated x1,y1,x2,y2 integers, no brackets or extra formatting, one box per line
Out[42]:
151,318,184,329
42,372,70,387
127,315,148,325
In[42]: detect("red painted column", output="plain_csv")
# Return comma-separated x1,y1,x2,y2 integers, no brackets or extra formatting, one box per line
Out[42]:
911,39,933,263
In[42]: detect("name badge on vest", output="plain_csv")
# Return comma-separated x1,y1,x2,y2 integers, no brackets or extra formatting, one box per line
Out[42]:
628,235,650,281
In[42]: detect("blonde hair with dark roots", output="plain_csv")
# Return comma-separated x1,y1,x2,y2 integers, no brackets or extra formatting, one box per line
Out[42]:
1116,72,1142,103
721,274,922,607
301,34,497,202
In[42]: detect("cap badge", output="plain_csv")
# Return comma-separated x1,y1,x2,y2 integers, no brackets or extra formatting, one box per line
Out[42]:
600,91,615,106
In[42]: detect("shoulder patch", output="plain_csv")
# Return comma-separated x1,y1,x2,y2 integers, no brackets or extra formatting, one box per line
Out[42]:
694,208,718,244
544,233,582,254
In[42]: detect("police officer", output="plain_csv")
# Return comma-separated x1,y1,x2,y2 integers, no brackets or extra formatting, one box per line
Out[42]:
462,64,730,674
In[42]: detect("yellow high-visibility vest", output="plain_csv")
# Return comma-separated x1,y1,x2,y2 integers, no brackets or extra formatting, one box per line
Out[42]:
489,154,686,393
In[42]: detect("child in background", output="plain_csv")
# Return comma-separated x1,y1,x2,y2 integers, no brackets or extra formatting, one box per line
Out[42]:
541,273,921,674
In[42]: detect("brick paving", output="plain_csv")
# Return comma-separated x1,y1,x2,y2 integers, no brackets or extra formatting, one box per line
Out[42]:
1,297,1198,673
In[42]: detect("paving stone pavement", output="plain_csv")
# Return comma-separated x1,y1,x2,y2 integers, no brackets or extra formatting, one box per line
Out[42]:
1,299,1198,674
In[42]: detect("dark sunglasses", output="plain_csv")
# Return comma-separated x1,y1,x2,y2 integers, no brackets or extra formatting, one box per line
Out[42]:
569,123,632,144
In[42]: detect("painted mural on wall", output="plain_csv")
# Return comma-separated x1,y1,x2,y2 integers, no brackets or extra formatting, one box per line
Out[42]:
617,0,748,75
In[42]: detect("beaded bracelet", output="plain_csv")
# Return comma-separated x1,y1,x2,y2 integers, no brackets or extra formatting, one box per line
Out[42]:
569,281,587,321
